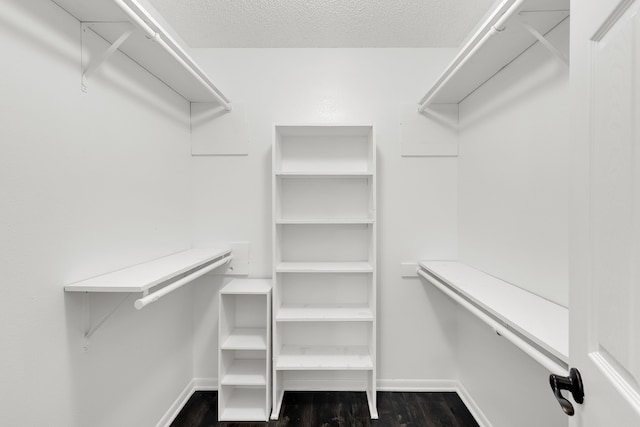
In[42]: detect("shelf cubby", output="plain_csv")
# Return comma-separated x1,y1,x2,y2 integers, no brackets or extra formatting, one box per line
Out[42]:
276,345,374,370
276,175,374,223
218,387,268,422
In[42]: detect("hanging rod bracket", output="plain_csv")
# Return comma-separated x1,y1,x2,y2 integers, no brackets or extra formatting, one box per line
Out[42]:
515,14,569,67
81,22,136,92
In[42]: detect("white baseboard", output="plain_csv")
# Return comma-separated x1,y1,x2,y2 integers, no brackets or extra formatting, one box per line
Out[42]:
455,381,493,427
155,379,196,427
376,378,459,391
283,379,367,391
193,377,218,391
376,379,492,427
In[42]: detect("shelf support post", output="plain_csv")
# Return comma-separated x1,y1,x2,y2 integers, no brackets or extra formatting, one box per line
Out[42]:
81,23,135,92
82,293,131,350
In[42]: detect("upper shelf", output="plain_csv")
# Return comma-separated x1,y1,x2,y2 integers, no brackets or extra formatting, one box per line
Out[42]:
418,261,568,368
52,0,231,106
65,246,231,293
418,0,569,107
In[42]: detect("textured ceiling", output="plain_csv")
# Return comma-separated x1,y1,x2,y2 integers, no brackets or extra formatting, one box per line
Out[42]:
146,0,499,48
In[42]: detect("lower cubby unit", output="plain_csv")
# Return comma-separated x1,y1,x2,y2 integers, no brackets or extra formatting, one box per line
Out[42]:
271,322,377,419
218,279,272,421
219,386,268,421
220,351,267,386
271,369,377,420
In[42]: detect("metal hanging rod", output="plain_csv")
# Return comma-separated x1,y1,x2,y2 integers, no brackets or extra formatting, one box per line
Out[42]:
417,268,568,375
112,0,232,110
134,254,233,310
417,0,527,111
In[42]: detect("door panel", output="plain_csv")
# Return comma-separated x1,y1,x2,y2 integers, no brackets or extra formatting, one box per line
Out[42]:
591,0,637,380
571,0,640,425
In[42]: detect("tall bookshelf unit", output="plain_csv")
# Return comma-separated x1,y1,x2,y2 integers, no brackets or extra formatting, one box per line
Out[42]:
272,125,378,419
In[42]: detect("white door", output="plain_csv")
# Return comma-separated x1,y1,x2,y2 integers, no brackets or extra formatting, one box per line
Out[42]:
570,0,640,425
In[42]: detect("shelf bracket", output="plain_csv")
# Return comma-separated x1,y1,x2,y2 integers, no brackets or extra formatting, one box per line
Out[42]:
515,14,569,67
81,22,136,92
82,292,130,350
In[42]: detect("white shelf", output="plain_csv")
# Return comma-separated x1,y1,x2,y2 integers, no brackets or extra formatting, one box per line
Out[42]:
276,262,373,273
221,360,267,386
64,246,231,293
219,388,267,422
221,328,267,350
276,305,373,322
52,0,230,105
276,218,374,225
419,0,569,106
220,279,272,295
276,345,373,370
418,261,568,364
276,171,373,178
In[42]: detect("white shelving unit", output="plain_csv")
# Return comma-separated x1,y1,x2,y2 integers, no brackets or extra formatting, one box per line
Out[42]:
218,279,272,422
51,0,230,106
418,261,568,374
272,125,377,419
418,0,569,109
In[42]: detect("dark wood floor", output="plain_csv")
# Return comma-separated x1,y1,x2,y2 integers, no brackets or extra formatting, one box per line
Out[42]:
170,391,480,427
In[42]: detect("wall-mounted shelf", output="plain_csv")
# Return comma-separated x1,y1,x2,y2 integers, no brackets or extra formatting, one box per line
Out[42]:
66,246,231,344
52,0,231,106
64,246,231,293
418,0,569,108
418,261,568,374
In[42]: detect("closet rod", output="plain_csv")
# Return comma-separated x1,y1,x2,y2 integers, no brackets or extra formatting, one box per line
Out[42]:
134,254,233,310
112,0,232,110
417,0,526,111
417,268,568,375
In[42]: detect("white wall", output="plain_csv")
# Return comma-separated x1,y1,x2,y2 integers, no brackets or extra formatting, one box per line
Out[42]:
456,19,571,427
188,48,461,387
0,2,194,426
457,309,567,427
458,19,571,307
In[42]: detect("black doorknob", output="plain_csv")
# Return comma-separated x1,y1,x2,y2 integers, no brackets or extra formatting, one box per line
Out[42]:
549,368,584,416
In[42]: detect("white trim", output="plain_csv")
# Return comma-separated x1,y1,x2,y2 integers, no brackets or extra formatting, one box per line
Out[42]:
455,381,493,427
155,379,196,427
376,378,458,391
376,379,492,427
193,377,218,391
283,379,367,391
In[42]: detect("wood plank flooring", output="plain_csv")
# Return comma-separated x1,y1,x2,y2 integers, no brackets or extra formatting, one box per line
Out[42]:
170,391,480,427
